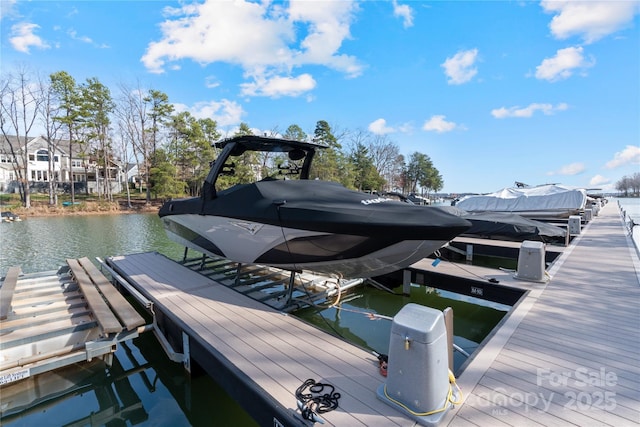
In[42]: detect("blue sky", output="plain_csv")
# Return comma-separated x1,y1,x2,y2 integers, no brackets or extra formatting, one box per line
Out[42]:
2,0,639,194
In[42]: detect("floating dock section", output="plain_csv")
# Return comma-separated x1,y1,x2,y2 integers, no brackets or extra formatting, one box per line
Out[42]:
107,252,421,426
0,258,146,386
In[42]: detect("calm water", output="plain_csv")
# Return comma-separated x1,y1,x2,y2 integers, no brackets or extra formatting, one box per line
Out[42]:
0,213,185,275
0,212,508,426
614,197,640,251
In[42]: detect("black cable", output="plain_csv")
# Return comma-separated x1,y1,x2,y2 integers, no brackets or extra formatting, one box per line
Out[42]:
436,249,499,283
295,378,341,421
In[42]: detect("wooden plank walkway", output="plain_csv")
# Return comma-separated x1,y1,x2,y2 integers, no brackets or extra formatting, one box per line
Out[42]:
108,251,417,426
1,260,146,386
441,201,640,426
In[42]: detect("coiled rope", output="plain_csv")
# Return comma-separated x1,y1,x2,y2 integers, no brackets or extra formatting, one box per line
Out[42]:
295,378,341,422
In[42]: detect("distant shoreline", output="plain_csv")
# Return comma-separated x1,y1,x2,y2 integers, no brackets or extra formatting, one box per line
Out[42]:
3,200,161,218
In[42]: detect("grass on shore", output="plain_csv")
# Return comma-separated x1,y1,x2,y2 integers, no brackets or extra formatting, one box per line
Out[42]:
0,193,161,217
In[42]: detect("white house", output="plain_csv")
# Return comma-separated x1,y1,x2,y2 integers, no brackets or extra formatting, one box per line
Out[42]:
0,135,124,195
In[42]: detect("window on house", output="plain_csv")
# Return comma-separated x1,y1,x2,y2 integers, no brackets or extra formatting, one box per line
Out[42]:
36,149,49,162
29,154,35,161
31,170,36,180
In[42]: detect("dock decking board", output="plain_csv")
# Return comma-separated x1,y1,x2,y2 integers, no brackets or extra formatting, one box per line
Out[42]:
443,202,640,426
109,251,415,426
76,257,145,331
67,258,122,335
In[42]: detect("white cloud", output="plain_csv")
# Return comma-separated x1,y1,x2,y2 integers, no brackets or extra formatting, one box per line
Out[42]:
589,175,610,186
65,28,109,49
422,115,457,133
9,22,50,53
368,118,395,135
541,1,640,44
535,46,595,82
205,76,220,89
547,162,585,176
491,102,568,119
605,145,640,169
67,29,92,44
441,48,478,85
173,99,245,127
240,73,316,98
1,0,18,20
141,0,362,98
392,0,414,28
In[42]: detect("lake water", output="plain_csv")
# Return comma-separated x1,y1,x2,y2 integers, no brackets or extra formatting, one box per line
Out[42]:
614,197,640,252
0,211,509,426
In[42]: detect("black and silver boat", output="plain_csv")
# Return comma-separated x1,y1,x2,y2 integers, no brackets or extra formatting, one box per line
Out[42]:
159,135,471,278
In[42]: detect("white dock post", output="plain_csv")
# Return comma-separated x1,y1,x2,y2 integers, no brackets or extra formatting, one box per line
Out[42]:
443,307,454,372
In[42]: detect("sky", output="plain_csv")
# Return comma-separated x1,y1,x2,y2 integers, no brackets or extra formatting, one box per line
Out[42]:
1,0,639,194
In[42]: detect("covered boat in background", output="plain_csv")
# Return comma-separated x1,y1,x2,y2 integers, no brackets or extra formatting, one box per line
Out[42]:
159,135,471,279
438,206,567,243
455,184,587,220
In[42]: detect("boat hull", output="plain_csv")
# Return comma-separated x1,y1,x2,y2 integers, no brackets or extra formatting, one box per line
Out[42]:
160,179,471,278
162,213,450,278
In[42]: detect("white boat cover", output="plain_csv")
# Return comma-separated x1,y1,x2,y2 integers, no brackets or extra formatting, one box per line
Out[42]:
456,184,587,218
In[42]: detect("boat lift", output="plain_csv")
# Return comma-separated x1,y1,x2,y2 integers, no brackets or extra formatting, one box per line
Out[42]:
179,248,367,312
0,259,148,387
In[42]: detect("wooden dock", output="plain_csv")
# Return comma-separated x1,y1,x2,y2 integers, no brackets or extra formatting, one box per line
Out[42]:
107,251,420,426
438,201,640,426
0,258,146,386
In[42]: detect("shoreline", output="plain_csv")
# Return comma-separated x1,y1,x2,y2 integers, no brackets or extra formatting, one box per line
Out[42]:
2,200,161,218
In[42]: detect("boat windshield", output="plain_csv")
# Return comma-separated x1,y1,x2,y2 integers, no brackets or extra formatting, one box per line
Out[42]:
203,135,326,199
214,147,306,193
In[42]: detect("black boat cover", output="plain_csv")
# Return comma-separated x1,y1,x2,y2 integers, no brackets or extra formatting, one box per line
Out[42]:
438,206,566,242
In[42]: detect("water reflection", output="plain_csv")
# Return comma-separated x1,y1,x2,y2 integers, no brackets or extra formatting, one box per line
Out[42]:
0,214,185,275
1,330,257,427
297,284,509,374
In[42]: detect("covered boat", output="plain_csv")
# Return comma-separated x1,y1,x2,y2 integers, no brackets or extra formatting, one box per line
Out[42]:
159,135,471,279
455,184,587,220
438,206,567,243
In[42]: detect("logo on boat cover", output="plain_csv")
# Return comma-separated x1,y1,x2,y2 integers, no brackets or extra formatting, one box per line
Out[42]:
361,197,391,205
231,221,263,235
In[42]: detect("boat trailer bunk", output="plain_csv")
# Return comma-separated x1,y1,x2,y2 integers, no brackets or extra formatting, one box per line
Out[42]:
0,258,147,387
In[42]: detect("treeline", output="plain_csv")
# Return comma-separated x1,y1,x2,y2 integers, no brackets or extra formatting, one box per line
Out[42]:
1,66,444,208
615,172,640,196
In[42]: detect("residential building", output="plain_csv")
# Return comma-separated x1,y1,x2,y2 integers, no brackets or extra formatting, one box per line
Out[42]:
0,135,125,195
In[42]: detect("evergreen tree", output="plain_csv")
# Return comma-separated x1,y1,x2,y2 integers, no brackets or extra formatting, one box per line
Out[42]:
80,77,115,200
50,71,82,203
350,142,385,192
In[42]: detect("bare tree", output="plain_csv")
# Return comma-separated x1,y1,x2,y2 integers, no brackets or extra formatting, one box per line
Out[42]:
367,134,401,192
115,81,151,208
0,66,44,208
39,73,64,205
